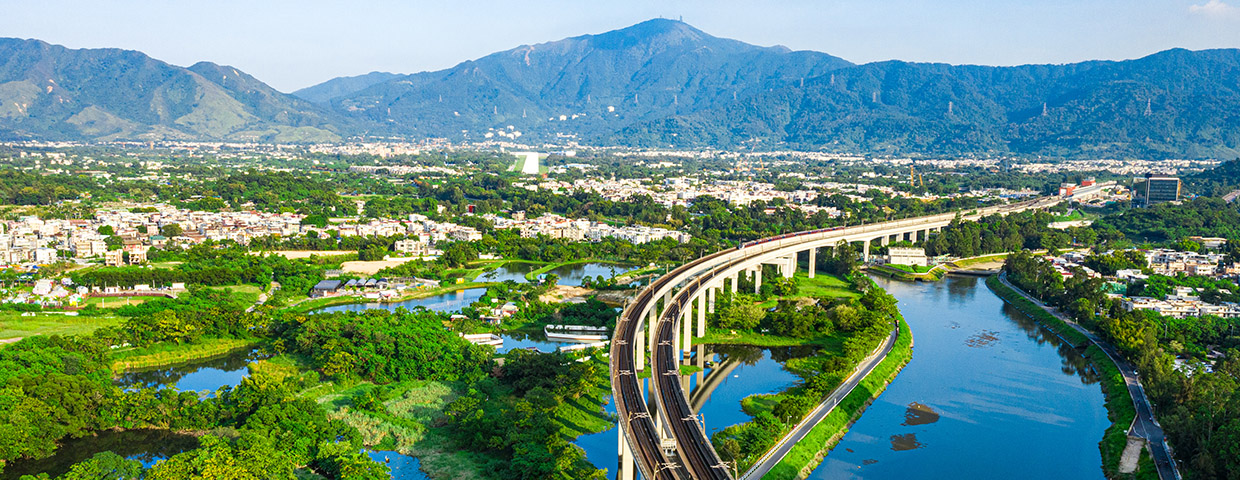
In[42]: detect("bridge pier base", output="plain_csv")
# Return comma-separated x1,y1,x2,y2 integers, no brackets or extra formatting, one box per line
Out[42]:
808,247,816,278
753,266,762,294
863,240,871,262
618,423,635,480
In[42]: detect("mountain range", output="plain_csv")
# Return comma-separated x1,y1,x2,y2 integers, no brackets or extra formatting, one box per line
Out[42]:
1,19,1238,158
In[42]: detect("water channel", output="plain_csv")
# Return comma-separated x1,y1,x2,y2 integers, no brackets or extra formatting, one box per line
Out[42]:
805,276,1108,479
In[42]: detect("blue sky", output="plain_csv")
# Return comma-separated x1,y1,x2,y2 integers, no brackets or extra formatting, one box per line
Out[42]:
3,0,1238,92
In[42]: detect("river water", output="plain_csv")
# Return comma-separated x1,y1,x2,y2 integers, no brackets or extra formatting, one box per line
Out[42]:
806,276,1108,479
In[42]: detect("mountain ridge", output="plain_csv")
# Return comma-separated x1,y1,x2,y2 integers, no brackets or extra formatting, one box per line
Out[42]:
1,20,1238,158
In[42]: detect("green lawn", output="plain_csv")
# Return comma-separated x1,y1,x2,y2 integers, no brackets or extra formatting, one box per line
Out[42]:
794,271,860,299
0,313,124,344
204,284,264,304
81,296,150,308
886,263,933,274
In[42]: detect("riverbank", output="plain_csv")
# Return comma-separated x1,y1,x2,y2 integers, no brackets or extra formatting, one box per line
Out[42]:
988,273,1169,480
763,315,913,480
109,337,258,371
985,274,1090,347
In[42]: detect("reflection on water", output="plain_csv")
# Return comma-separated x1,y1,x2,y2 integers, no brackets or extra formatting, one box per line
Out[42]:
902,403,940,426
889,433,924,451
314,288,486,314
688,344,807,437
115,347,264,395
574,392,622,480
1,429,199,480
474,263,537,283
495,331,580,354
806,276,1108,480
544,263,633,287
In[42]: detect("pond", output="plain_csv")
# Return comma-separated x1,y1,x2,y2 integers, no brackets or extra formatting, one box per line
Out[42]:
0,429,199,480
115,346,264,395
542,263,634,287
313,288,487,314
474,262,537,283
804,276,1108,480
689,344,809,437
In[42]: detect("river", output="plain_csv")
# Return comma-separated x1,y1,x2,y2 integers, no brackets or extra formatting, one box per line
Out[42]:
805,276,1108,479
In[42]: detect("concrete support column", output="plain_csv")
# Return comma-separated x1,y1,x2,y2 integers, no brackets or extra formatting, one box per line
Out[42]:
634,329,644,371
808,247,817,278
881,235,890,246
672,313,680,359
784,255,796,278
662,291,672,317
753,266,762,294
696,292,706,337
863,240,872,262
731,272,739,294
680,308,691,354
648,308,657,354
707,286,716,314
619,424,635,480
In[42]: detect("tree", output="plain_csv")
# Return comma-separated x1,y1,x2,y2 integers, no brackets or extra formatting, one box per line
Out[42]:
97,225,114,236
714,297,765,330
56,452,144,480
160,224,184,238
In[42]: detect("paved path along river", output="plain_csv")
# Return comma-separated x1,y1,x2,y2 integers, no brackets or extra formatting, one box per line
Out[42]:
805,276,1109,480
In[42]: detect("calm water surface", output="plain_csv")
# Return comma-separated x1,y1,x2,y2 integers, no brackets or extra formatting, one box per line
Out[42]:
806,276,1107,480
115,347,264,394
314,288,487,314
474,262,537,283
544,263,633,286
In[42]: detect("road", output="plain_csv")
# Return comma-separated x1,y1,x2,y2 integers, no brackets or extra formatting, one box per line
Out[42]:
740,324,899,480
998,273,1180,480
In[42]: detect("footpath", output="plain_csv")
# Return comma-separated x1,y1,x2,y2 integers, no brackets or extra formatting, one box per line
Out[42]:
997,272,1180,480
739,323,900,480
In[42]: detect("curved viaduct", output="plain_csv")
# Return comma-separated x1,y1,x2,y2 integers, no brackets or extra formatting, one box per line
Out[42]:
610,196,1062,480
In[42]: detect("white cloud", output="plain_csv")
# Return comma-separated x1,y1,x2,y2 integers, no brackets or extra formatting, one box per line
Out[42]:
1189,0,1240,17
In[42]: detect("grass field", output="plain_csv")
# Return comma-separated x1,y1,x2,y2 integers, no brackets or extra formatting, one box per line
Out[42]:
203,284,264,304
81,296,150,308
0,313,123,344
886,263,933,274
793,272,860,299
